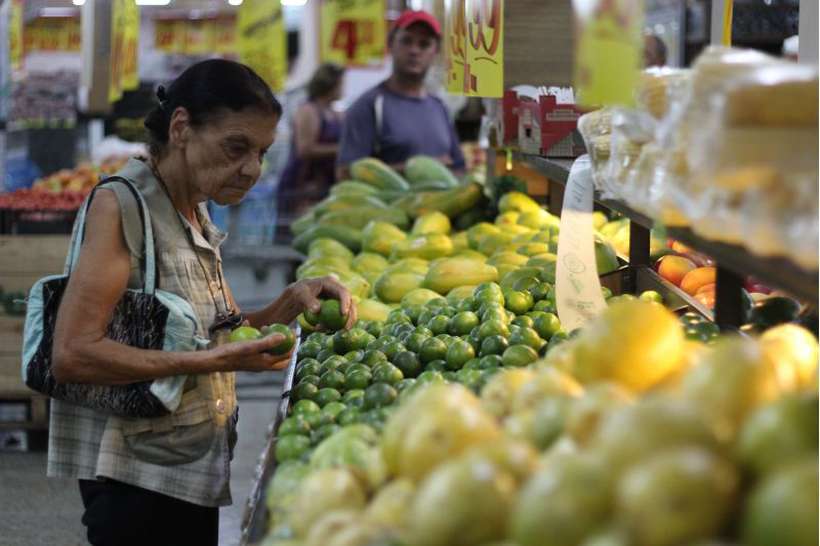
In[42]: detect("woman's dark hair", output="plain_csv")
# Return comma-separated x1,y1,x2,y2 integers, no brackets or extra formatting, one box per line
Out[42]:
307,63,345,101
144,59,282,157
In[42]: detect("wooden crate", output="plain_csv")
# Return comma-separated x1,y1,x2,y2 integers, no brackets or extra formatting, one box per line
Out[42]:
0,235,71,292
0,316,29,398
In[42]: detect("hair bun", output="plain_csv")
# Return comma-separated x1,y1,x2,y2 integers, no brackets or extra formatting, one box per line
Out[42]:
156,85,168,103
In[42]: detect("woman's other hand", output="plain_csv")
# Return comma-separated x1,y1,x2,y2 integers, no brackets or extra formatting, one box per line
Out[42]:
211,334,293,372
285,276,357,330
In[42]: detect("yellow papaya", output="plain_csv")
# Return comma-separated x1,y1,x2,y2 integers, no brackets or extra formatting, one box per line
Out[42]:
391,234,454,261
411,211,451,236
405,155,460,188
498,191,540,214
362,221,408,257
423,257,499,295
351,157,410,191
374,271,425,303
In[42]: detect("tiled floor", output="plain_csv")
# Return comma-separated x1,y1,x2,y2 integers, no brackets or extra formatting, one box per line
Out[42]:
0,257,293,545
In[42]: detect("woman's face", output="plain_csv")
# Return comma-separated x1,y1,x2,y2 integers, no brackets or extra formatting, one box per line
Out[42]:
174,107,279,206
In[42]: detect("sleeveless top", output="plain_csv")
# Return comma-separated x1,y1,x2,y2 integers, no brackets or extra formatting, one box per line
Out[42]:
278,101,342,199
47,158,238,507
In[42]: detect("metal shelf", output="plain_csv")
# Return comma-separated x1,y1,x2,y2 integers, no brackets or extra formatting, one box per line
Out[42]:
513,151,818,326
240,328,301,546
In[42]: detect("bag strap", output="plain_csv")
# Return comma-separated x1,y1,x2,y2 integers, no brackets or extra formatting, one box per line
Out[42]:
64,176,158,295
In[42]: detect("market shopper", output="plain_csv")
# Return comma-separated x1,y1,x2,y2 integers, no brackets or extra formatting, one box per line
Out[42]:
336,10,465,178
48,59,356,546
277,63,345,218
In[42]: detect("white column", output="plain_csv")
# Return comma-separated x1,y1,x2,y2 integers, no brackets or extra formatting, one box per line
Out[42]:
799,0,818,65
710,0,727,46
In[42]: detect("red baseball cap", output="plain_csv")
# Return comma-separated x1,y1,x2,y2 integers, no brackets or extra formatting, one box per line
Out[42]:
393,10,442,37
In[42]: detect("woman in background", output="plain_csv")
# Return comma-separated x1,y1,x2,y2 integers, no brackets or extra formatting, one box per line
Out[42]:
277,63,345,227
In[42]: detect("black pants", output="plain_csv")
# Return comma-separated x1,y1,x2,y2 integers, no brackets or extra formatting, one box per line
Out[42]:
79,479,219,546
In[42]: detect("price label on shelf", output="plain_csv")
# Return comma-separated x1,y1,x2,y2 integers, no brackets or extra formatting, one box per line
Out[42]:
445,0,503,98
555,155,607,331
320,0,386,67
237,0,287,93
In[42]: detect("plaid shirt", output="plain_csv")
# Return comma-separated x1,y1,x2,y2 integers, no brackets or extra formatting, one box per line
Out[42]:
47,159,238,507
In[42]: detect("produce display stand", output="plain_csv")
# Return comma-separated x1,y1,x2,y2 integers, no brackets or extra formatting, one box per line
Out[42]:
240,329,301,546
514,152,819,330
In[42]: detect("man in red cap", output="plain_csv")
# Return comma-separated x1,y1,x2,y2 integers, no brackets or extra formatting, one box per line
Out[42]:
337,10,465,178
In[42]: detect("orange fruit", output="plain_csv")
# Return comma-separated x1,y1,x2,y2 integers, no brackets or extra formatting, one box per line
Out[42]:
658,256,697,286
681,267,717,296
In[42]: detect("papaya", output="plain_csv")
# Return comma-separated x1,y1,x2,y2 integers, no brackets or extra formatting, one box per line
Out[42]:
292,225,362,254
374,271,425,303
357,298,393,322
517,243,552,257
412,180,459,192
401,288,444,307
487,252,529,268
495,212,521,226
412,211,452,236
351,157,410,191
296,258,351,280
352,252,389,276
499,191,541,214
330,181,380,197
405,155,460,188
291,211,316,236
391,234,454,261
447,285,478,304
308,238,355,260
595,237,621,275
394,183,483,219
423,257,499,295
362,221,408,257
517,208,557,230
467,223,502,250
335,270,372,299
500,267,543,290
451,231,469,252
455,249,488,262
478,233,516,256
386,258,430,276
319,207,410,231
314,194,388,217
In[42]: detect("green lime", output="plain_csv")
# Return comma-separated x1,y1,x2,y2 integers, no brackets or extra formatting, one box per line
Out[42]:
502,344,539,367
362,349,388,367
291,399,321,416
318,299,347,331
545,331,569,353
295,359,321,379
533,300,556,314
321,355,348,372
278,415,310,436
463,358,483,370
482,310,510,325
386,309,410,324
305,332,327,345
513,276,540,293
526,310,547,322
475,287,505,307
318,370,346,390
275,434,311,463
511,315,534,329
297,340,322,360
311,423,341,446
344,369,371,390
336,408,361,426
321,401,347,421
456,369,484,392
260,323,295,355
417,370,445,384
363,382,398,410
457,297,476,313
639,290,663,303
478,319,511,340
382,341,406,361
344,350,365,363
425,297,449,310
427,315,451,335
449,311,480,336
534,313,561,340
345,363,370,376
316,348,335,363
509,326,545,351
314,388,342,407
529,282,553,301
479,334,509,356
442,371,458,382
414,325,433,336
417,310,436,327
390,323,415,340
426,359,448,372
297,374,321,387
419,337,448,363
446,339,476,371
364,321,383,337
372,362,404,385
504,290,534,314
395,378,417,392
601,286,613,299
332,327,372,354
393,351,422,379
229,326,261,343
404,332,429,353
479,354,503,369
304,410,332,429
680,312,705,325
292,382,318,402
342,389,364,408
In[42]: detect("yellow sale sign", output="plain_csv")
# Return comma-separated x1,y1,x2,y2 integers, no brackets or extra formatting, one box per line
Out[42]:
237,0,287,92
445,0,503,98
320,0,386,67
110,0,140,103
9,0,23,70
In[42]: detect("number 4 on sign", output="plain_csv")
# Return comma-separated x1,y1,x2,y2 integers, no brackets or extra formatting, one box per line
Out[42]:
332,19,374,61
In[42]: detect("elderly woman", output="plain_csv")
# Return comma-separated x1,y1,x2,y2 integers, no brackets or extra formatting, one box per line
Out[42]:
49,59,355,546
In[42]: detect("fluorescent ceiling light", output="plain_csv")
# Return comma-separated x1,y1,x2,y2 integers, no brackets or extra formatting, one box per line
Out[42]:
136,0,172,5
72,0,86,5
281,0,308,6
228,0,243,5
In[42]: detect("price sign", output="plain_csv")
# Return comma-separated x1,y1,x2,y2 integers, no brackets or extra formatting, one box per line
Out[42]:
183,19,209,56
9,0,23,70
320,0,386,67
210,17,237,54
121,2,140,92
555,155,608,331
155,20,183,52
573,0,645,107
237,0,287,92
22,17,81,53
109,0,125,103
445,0,503,98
